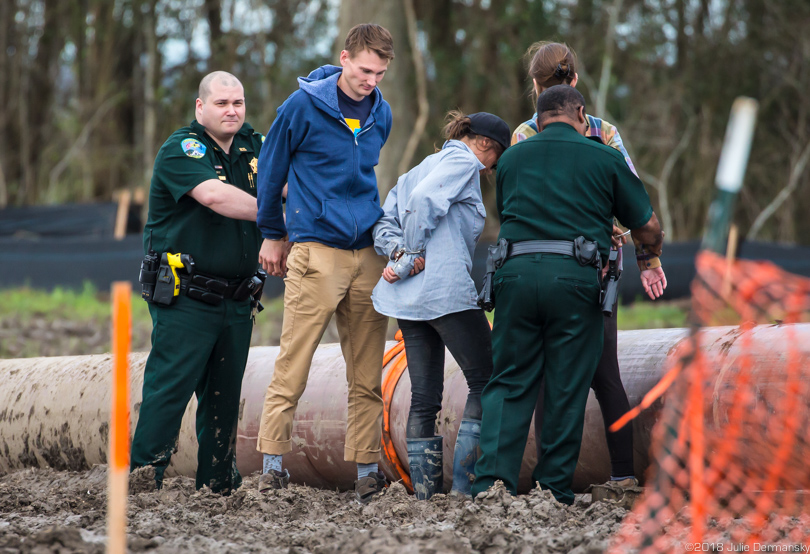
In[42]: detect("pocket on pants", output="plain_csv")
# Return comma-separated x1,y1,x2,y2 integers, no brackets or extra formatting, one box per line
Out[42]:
555,276,600,304
285,243,311,281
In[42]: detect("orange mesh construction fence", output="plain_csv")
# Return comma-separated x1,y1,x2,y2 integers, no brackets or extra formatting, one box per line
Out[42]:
608,250,810,553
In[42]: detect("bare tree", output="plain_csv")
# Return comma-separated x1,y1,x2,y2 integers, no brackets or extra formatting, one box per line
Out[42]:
396,0,429,178
595,0,622,118
338,0,415,194
142,0,158,192
0,0,11,207
748,140,810,240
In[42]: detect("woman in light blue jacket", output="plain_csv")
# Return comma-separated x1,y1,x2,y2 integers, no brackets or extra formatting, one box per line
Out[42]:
372,111,510,499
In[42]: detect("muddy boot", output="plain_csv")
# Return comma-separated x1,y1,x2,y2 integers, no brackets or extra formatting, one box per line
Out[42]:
407,436,443,500
354,472,388,504
450,419,481,497
258,469,290,492
589,477,642,509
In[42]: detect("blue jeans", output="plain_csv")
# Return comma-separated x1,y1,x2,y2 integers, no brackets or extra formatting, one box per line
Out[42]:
398,309,493,439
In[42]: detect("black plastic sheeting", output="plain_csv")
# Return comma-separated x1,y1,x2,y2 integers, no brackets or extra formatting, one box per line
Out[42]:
470,240,810,304
1,235,808,302
0,203,143,239
0,234,286,298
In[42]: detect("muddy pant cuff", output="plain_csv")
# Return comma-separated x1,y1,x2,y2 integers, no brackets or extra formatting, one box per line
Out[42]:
344,446,381,464
257,437,293,456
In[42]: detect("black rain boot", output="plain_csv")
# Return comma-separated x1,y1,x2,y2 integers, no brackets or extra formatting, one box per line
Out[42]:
450,419,481,497
406,436,443,500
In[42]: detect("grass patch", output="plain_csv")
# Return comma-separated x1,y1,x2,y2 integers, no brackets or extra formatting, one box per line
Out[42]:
0,282,147,322
616,298,690,330
0,285,690,358
0,283,288,358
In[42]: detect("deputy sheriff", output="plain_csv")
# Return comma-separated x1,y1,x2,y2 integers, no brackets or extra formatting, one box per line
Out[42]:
131,71,265,494
471,85,665,504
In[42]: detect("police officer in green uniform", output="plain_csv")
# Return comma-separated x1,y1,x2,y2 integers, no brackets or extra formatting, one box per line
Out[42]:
131,71,265,494
472,85,665,504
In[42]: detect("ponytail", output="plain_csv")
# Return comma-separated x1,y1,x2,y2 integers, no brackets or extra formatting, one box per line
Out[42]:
442,110,473,141
526,41,578,93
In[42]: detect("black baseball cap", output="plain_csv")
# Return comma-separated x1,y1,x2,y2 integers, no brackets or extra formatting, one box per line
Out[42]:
468,112,511,152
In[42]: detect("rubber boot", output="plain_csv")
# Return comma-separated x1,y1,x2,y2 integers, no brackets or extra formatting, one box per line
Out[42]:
406,436,444,500
450,419,481,497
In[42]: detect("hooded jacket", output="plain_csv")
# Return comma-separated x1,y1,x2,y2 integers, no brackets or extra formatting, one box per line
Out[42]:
256,65,392,250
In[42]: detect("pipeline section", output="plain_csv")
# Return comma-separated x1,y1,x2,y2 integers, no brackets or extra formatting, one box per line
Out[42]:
2,324,808,492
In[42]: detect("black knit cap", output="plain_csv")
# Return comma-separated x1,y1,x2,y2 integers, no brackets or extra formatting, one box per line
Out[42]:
468,112,511,152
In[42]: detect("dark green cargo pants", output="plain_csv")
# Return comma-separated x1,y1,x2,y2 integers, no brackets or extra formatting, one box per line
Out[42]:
131,294,253,493
472,254,604,504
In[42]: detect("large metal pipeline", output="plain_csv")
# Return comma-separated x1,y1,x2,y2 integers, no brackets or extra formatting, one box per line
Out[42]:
1,324,808,492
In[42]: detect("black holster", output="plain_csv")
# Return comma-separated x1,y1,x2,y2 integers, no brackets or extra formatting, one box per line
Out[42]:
600,248,622,316
139,251,159,303
249,269,267,314
184,268,266,307
477,239,508,312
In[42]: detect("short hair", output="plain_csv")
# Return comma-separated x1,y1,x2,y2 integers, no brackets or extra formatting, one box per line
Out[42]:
198,71,242,102
536,85,586,125
344,23,395,61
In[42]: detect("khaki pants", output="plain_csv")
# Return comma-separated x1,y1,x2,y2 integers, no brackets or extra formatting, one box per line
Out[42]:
257,242,388,463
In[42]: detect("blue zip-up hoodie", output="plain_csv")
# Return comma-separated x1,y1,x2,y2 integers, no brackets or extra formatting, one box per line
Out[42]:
256,65,392,249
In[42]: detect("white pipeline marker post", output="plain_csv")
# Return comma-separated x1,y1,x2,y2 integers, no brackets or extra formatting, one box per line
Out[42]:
107,282,131,554
715,98,759,193
702,97,759,254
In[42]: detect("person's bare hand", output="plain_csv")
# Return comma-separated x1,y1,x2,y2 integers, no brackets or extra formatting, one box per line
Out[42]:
640,267,667,300
383,266,400,283
611,225,628,248
410,257,425,276
259,238,288,277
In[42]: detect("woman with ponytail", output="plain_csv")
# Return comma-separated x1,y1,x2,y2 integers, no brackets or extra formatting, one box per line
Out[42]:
372,110,510,500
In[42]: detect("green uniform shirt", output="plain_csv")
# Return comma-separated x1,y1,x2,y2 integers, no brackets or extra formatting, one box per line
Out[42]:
144,120,263,280
496,122,653,262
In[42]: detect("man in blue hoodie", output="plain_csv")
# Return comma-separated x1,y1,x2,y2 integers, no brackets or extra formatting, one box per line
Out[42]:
255,24,395,503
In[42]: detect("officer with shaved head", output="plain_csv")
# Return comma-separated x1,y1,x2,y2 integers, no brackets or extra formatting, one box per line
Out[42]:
131,71,267,494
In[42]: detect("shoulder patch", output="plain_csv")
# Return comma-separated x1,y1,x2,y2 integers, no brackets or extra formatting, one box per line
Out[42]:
181,138,206,159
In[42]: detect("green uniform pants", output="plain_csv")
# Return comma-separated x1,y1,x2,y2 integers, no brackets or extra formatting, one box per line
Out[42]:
131,294,253,493
472,254,603,504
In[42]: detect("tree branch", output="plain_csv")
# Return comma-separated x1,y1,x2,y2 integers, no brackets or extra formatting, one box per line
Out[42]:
596,0,623,117
655,115,696,240
747,139,810,240
47,94,123,201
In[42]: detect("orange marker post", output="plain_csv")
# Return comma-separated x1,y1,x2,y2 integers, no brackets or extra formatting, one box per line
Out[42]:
108,282,131,554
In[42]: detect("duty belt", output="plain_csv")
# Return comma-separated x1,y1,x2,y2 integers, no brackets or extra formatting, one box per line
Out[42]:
477,236,602,312
180,272,247,305
507,237,601,270
507,240,575,259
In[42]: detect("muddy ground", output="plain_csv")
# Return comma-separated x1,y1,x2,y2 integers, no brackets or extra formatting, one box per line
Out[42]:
0,466,630,553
